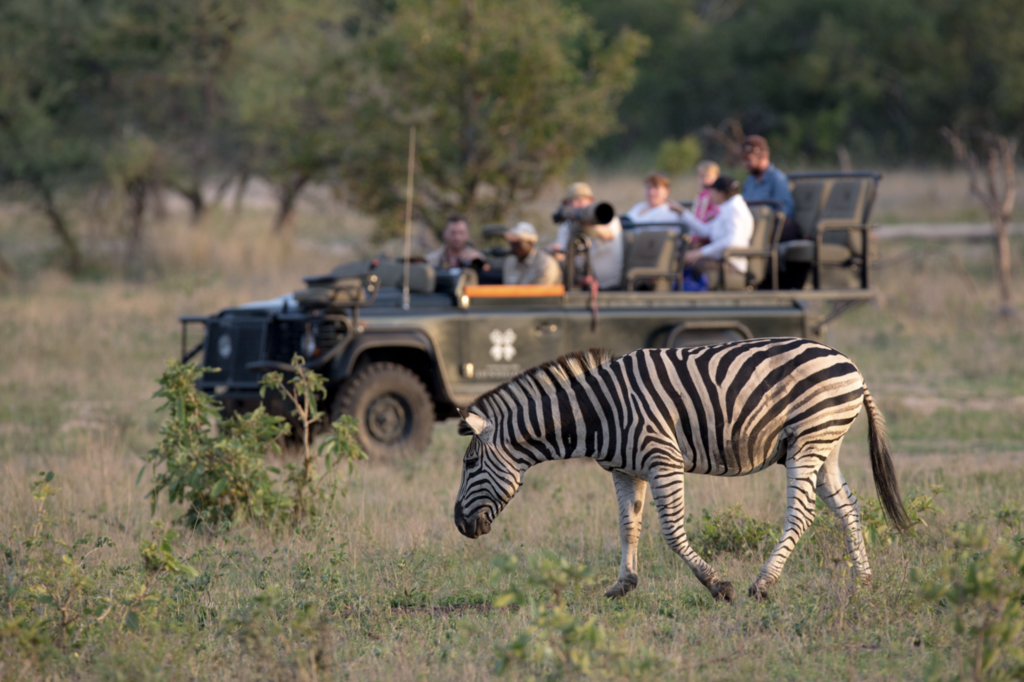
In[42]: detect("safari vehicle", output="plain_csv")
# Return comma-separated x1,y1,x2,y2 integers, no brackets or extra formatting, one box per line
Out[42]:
179,171,880,458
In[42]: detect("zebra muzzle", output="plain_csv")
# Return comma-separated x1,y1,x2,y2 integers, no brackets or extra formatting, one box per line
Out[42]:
454,502,492,538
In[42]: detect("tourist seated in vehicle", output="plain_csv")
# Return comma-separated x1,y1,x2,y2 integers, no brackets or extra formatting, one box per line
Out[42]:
501,222,562,286
547,182,623,290
692,160,721,222
623,172,685,230
740,135,795,227
679,176,754,288
424,214,485,270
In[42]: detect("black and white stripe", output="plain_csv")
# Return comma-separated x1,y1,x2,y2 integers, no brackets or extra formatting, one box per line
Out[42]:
454,337,909,601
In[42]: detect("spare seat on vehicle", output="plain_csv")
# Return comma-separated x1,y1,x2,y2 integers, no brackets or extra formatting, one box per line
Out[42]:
620,228,680,291
776,174,878,289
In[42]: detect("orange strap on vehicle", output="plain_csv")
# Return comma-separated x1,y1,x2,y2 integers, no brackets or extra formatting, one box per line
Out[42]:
463,284,565,298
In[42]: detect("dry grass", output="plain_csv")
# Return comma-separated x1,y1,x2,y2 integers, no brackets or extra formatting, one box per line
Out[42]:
2,173,1024,680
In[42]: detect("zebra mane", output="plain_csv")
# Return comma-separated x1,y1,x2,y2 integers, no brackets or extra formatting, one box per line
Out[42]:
470,348,616,413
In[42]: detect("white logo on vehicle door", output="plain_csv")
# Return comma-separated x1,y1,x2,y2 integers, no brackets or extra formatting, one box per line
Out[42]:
488,329,517,362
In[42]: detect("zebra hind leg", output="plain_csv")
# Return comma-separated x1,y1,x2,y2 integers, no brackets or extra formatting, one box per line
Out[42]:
749,447,829,601
651,469,735,603
815,439,872,583
605,471,648,598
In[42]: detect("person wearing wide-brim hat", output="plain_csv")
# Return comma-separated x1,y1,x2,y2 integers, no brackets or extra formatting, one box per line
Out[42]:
502,222,562,286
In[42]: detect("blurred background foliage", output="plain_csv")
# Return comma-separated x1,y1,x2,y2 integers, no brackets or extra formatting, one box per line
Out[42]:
1,0,1023,259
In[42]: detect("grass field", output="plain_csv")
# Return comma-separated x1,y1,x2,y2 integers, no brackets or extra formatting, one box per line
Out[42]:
2,181,1024,680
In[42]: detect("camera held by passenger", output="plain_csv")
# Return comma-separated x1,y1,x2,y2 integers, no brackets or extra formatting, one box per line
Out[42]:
551,202,615,226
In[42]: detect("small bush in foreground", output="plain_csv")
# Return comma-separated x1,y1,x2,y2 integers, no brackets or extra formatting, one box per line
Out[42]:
912,524,1024,681
142,357,364,529
0,474,197,680
491,552,664,681
692,505,780,561
259,354,366,521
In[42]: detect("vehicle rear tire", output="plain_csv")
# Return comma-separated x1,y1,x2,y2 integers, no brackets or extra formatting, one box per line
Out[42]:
332,362,434,460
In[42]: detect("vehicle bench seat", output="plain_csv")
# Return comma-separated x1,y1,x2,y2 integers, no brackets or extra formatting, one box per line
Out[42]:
777,175,877,289
621,228,679,291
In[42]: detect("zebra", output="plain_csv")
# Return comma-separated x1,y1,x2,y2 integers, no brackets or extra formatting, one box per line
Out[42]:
453,338,909,602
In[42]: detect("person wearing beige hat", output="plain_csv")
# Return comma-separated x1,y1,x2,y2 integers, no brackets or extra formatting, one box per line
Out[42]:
547,182,623,289
502,222,562,285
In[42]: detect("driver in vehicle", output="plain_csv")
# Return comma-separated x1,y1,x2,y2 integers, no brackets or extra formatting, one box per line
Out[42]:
424,214,485,270
547,182,624,290
501,222,562,285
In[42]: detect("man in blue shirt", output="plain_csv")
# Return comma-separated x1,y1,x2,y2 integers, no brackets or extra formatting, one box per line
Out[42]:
740,135,794,222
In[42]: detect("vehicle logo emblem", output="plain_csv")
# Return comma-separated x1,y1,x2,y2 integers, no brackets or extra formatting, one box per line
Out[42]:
488,329,517,362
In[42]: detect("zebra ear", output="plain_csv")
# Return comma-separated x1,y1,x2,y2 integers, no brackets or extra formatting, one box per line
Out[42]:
461,412,489,437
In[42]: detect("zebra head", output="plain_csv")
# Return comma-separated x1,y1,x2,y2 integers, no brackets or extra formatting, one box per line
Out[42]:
453,408,522,539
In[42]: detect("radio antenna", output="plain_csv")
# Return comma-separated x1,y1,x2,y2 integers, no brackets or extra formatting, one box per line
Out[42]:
401,125,416,311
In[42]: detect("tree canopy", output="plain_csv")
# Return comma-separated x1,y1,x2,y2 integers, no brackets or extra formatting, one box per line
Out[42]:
1,0,1024,271
343,0,648,234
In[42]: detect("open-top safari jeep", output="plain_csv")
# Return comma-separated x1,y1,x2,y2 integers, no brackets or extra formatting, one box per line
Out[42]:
180,171,880,458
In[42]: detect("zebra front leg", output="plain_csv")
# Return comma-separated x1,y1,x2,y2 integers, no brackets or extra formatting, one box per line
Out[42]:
605,471,647,598
749,451,826,600
651,468,735,602
816,440,872,583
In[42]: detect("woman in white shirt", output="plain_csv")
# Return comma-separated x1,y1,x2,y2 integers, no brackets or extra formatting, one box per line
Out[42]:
680,176,754,275
623,172,685,230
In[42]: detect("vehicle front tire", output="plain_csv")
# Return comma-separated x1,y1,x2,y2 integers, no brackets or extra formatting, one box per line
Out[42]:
332,362,434,460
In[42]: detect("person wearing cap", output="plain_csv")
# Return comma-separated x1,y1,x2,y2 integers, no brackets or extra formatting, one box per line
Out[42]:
740,135,794,221
502,222,562,286
547,182,623,290
424,214,486,270
623,172,685,231
679,176,754,284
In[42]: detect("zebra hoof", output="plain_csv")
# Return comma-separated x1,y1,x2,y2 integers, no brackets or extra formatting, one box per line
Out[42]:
604,573,638,598
748,584,770,601
710,581,735,603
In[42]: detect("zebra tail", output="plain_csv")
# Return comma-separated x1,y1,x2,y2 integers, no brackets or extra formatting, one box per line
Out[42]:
864,386,911,532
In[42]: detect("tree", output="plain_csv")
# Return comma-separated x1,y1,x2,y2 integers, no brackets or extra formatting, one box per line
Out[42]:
577,0,1024,165
109,0,250,225
343,0,648,237
229,0,364,234
943,129,1017,317
0,0,106,273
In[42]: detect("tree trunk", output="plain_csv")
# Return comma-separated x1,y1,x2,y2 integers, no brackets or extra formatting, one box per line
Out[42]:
176,183,205,225
993,214,1014,316
37,181,81,273
124,179,148,275
273,174,310,235
233,171,250,217
0,247,14,280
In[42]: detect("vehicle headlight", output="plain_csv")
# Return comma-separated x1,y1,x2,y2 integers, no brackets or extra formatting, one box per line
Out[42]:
217,333,232,359
302,328,318,357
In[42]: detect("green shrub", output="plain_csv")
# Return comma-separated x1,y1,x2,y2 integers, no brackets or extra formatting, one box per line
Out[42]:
692,505,780,561
0,474,197,679
861,487,946,547
222,587,334,680
491,552,664,681
142,361,289,527
259,355,366,521
142,356,365,529
912,524,1024,681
